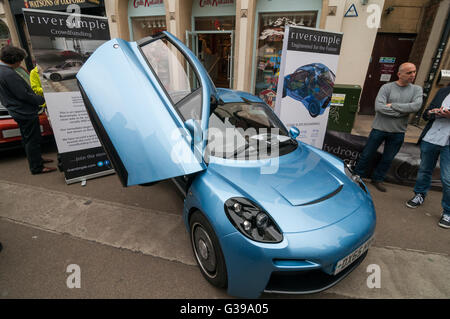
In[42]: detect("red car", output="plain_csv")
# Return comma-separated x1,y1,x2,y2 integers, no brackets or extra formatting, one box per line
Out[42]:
0,103,53,150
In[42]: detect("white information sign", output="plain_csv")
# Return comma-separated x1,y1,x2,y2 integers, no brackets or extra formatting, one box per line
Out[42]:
44,92,101,154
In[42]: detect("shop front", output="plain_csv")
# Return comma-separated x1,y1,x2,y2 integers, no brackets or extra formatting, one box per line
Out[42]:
128,0,166,40
8,0,106,70
252,0,322,108
188,0,236,88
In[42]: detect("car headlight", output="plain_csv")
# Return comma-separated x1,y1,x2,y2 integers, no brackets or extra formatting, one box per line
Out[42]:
224,198,283,243
344,164,367,193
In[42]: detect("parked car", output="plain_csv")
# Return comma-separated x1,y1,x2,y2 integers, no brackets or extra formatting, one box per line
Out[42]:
283,63,336,117
0,102,53,150
76,32,376,298
43,59,83,82
58,50,82,59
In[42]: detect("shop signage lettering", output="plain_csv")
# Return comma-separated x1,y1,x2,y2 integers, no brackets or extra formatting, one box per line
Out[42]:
199,0,234,7
24,10,109,40
27,14,107,31
133,0,163,8
288,28,342,55
24,0,100,9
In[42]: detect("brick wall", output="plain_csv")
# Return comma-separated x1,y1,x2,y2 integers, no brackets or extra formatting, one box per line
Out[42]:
379,0,426,33
409,0,441,67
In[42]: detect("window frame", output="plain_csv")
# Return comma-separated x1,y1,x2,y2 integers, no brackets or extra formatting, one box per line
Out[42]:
137,33,204,123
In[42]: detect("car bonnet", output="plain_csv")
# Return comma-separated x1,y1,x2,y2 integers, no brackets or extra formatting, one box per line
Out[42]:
207,145,368,232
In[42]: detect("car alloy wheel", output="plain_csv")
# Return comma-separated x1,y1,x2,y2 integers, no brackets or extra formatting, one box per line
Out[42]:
50,73,62,81
190,211,227,288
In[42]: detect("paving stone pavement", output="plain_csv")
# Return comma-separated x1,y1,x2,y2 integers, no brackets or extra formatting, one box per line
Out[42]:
0,179,449,298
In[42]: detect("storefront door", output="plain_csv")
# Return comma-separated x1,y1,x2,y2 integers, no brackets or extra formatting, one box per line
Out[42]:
359,33,416,115
186,30,234,89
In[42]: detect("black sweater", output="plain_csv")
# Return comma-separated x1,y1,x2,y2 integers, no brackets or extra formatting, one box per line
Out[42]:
0,64,45,120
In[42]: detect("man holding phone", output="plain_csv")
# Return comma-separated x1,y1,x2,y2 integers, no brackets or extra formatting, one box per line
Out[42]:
406,85,450,229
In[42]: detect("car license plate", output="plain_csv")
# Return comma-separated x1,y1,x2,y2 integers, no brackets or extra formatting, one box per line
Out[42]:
334,236,373,275
2,128,21,138
2,126,43,139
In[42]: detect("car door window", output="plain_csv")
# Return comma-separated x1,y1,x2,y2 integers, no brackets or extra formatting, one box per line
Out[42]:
140,38,202,121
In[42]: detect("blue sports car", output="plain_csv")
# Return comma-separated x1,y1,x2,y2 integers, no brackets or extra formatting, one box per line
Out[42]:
76,32,376,298
283,63,335,117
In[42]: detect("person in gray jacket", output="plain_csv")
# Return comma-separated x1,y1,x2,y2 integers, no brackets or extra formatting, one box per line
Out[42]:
0,46,56,174
354,62,423,192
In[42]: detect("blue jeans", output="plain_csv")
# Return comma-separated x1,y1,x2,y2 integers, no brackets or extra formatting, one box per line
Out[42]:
354,129,405,182
414,141,450,215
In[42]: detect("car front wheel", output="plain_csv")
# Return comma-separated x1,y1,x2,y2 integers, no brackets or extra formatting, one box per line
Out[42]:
190,211,227,288
50,73,62,81
308,100,320,117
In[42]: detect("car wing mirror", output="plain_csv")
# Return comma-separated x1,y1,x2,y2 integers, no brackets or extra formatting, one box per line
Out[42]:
185,119,203,143
210,94,224,115
289,126,300,139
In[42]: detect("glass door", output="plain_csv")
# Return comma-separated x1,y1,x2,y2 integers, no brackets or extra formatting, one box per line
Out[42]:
186,30,234,88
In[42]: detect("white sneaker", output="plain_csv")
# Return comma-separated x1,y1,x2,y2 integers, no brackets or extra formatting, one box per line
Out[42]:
438,214,450,229
406,193,425,209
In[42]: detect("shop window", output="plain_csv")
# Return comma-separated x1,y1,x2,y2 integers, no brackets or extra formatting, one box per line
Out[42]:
131,16,167,40
193,16,235,88
254,11,317,109
195,16,235,31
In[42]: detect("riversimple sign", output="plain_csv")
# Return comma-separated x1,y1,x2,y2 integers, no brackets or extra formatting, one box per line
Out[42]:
23,9,109,39
287,28,342,55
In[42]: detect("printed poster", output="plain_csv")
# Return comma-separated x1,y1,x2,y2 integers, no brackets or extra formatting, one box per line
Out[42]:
23,8,114,184
274,26,343,148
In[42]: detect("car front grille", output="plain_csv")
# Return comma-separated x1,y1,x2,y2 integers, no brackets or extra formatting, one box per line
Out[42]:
264,251,367,294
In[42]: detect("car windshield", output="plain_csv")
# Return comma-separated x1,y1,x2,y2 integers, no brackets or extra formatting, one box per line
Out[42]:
313,72,334,100
206,102,297,160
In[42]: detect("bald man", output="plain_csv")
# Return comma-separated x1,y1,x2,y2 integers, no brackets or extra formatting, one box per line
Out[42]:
354,62,423,192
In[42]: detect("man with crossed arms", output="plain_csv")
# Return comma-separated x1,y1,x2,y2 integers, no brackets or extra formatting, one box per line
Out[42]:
354,62,423,192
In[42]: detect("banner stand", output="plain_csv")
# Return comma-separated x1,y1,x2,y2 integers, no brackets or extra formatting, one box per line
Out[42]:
275,26,343,149
23,8,115,184
66,170,115,185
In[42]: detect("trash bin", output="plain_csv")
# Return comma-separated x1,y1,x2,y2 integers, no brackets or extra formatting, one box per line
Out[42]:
327,84,361,133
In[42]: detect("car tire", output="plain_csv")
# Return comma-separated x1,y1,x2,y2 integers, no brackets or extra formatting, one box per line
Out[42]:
308,100,320,117
50,73,62,81
322,96,331,109
190,210,227,288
